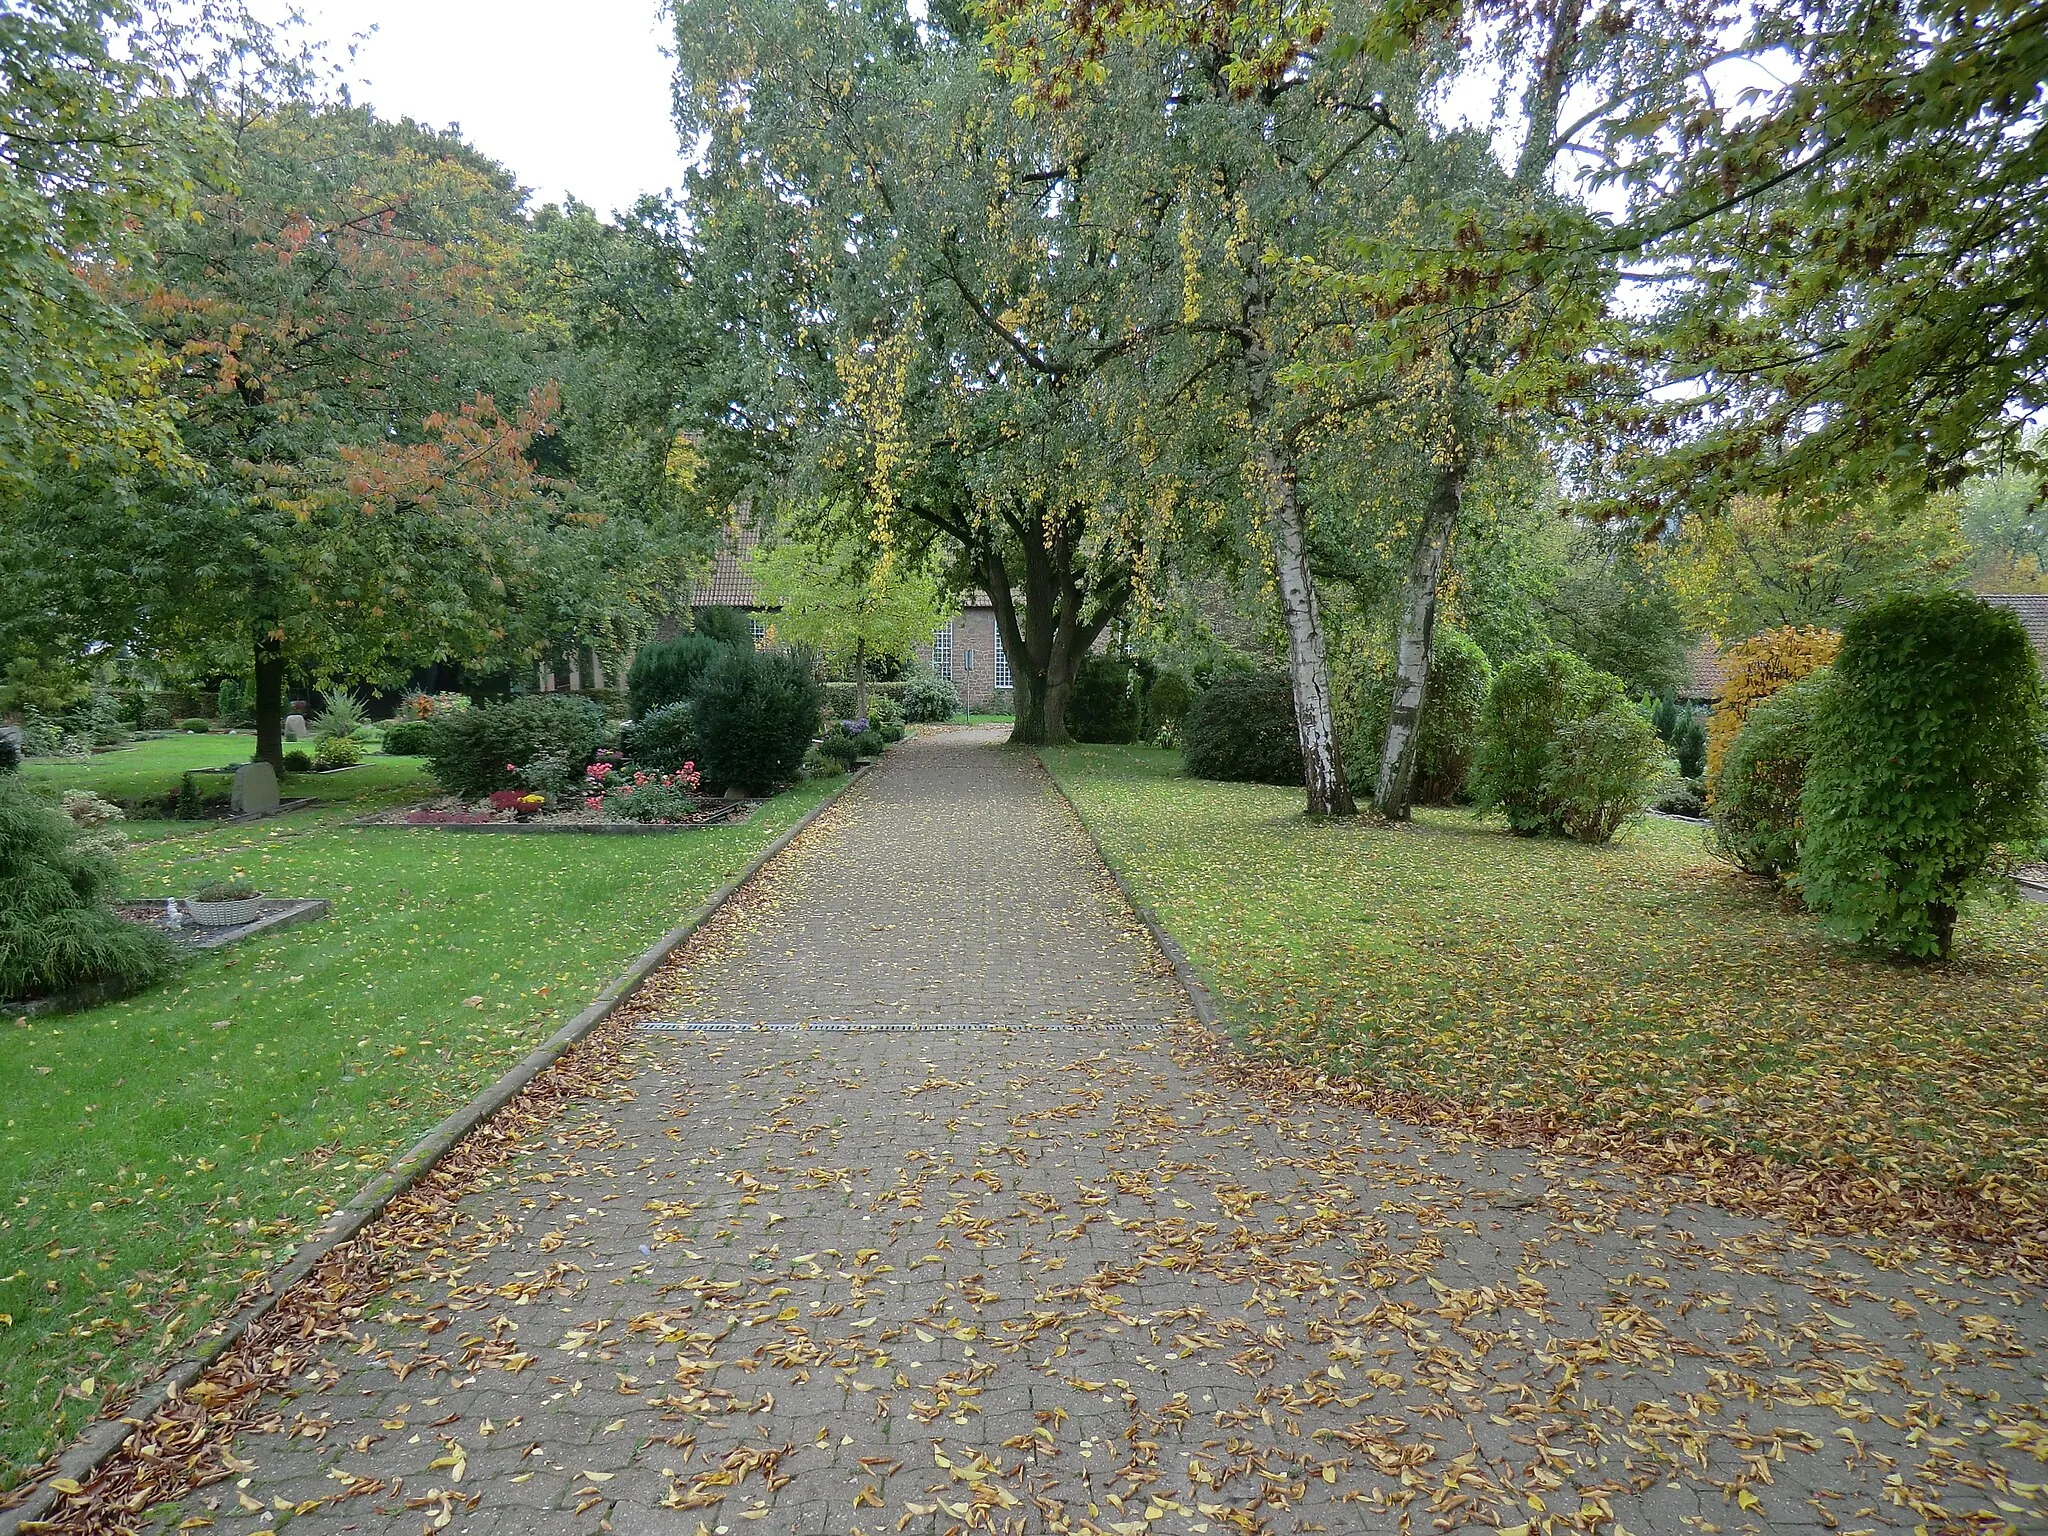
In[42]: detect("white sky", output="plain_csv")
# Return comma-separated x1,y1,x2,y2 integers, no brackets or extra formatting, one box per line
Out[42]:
247,0,691,216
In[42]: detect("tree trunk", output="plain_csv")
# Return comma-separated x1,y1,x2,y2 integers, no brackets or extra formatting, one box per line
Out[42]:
1262,444,1355,816
853,636,869,720
1375,462,1464,820
984,529,1110,749
253,628,285,771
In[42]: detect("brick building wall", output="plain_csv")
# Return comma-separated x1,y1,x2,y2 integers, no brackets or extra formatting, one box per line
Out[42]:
918,608,1014,710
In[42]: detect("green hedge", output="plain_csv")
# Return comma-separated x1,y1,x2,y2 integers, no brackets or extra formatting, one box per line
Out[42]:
1182,673,1302,785
424,695,609,799
1067,655,1143,744
1800,591,2046,959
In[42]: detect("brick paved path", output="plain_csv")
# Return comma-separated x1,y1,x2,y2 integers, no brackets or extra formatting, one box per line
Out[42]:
145,730,2044,1536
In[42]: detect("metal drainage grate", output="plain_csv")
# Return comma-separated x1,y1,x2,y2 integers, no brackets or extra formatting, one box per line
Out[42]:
635,1019,1163,1034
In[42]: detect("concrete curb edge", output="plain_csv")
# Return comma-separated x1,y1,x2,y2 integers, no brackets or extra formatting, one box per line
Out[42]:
0,764,870,1535
1033,756,1225,1034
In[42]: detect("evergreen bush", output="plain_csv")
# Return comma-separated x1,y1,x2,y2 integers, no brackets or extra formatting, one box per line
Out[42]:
866,695,906,742
1652,697,1708,779
694,605,758,648
1067,655,1144,744
181,718,211,733
283,749,314,773
425,694,609,799
1711,672,1829,878
1182,674,1302,785
315,733,363,768
1,774,176,1004
621,701,699,772
902,670,960,723
1473,650,1661,840
1799,591,2047,958
693,648,823,795
1143,671,1194,742
379,718,440,757
628,632,725,718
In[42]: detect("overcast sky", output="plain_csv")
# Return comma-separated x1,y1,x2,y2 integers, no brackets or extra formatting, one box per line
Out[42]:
247,0,691,216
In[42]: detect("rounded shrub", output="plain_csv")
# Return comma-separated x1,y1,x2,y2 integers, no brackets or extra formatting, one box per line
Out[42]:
866,695,906,742
181,718,211,733
315,733,362,768
1,774,177,1004
425,694,609,799
1473,649,1661,841
379,718,440,757
139,704,174,732
693,648,824,795
1182,673,1302,785
621,701,699,772
282,748,314,773
1067,655,1144,744
693,605,757,649
628,632,726,719
1799,591,2046,959
1705,626,1840,791
1144,671,1194,742
1711,671,1829,879
903,670,960,723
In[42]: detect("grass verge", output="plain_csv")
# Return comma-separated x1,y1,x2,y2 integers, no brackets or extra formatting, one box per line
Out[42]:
1,742,840,1483
1043,743,2048,1259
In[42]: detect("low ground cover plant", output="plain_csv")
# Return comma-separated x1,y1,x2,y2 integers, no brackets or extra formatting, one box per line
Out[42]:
1182,672,1302,785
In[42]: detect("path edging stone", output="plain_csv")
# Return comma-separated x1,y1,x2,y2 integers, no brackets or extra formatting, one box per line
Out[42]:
0,766,869,1536
1034,757,1224,1033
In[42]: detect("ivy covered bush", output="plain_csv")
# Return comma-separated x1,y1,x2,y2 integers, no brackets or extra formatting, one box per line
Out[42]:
1799,591,2045,959
1182,673,1302,785
1473,650,1663,842
1712,671,1829,879
425,694,609,799
693,647,823,795
1,774,176,1004
902,670,960,723
628,632,728,719
1067,655,1144,744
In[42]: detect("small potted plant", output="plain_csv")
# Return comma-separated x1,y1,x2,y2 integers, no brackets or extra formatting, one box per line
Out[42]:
187,879,265,927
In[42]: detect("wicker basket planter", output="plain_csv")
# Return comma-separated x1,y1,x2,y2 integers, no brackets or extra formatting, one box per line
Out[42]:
186,893,267,927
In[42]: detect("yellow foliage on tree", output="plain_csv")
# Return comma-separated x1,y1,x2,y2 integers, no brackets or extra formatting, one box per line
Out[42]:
1705,626,1841,794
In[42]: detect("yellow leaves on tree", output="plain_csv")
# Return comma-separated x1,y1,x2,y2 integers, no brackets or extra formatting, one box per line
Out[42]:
1705,625,1840,793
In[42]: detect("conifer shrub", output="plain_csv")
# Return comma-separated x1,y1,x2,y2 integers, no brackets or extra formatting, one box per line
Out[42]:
1711,671,1830,879
692,648,823,795
1473,650,1662,841
1,774,177,1003
693,605,758,648
628,632,726,719
620,701,699,772
1067,655,1144,744
1705,626,1840,791
1799,591,2046,959
1182,673,1302,785
426,694,608,799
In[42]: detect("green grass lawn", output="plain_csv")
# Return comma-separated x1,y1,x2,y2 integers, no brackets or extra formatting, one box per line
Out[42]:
1043,744,2048,1242
2,739,841,1483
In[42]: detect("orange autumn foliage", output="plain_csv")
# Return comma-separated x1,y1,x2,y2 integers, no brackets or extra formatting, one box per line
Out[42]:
1705,625,1841,795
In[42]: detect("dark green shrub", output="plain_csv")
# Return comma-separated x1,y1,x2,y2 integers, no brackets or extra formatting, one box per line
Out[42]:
282,748,314,773
173,771,230,819
1143,671,1194,741
621,701,699,772
215,678,255,728
1346,627,1493,804
1067,655,1144,744
181,718,211,733
1,774,177,1003
1800,591,2047,958
1182,674,1302,785
0,733,18,773
1654,777,1707,818
694,605,757,648
139,704,173,732
1712,672,1828,878
819,730,861,768
867,696,906,742
693,648,823,795
1652,698,1708,780
628,633,725,718
425,694,609,799
852,728,885,758
379,718,440,757
902,671,960,723
1473,650,1659,840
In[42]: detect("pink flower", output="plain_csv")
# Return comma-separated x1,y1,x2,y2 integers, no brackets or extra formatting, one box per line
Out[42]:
505,762,517,773
584,795,603,811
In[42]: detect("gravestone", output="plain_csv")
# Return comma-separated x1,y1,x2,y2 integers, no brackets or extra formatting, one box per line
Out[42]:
232,761,280,818
283,713,309,740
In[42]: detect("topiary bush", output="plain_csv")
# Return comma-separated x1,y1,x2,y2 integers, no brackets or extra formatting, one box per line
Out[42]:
315,733,362,768
628,632,727,719
1066,655,1144,744
1799,591,2047,959
621,701,699,772
1472,650,1661,840
181,718,211,733
902,670,960,723
1705,626,1840,791
379,718,439,757
1143,671,1194,744
693,648,823,795
1,773,177,1004
1182,673,1303,785
1711,671,1830,879
425,694,609,799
